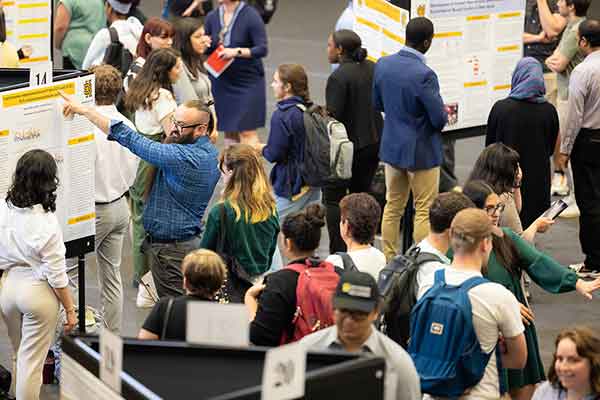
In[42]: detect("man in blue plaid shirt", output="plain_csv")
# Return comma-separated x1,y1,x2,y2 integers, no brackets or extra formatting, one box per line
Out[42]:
61,94,220,298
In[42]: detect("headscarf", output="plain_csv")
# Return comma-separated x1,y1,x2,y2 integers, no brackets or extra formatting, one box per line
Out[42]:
508,57,547,103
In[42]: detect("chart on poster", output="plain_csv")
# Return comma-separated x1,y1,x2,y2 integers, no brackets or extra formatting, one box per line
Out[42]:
353,0,525,131
2,0,52,66
0,75,96,242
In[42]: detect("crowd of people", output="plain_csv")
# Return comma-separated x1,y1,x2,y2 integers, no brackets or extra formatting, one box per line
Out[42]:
1,0,600,399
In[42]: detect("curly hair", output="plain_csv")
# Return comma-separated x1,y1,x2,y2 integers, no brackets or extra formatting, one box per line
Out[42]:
429,192,475,234
90,64,122,105
548,326,600,394
6,149,59,212
282,204,326,252
339,193,381,245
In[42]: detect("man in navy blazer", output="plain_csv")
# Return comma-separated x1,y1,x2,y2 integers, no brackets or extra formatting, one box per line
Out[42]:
373,17,448,261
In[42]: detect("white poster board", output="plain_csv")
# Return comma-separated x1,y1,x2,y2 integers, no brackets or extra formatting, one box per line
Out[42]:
354,0,525,131
353,0,410,61
0,75,96,242
2,0,52,66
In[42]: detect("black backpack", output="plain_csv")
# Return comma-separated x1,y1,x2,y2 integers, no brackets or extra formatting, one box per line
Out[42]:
335,252,359,272
377,246,443,348
103,27,134,77
247,0,278,24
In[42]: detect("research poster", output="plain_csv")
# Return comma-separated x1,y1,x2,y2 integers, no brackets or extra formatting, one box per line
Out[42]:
2,0,52,65
353,0,410,61
354,0,525,131
0,75,96,242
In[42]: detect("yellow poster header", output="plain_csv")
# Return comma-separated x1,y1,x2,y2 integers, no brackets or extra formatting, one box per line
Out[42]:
498,45,519,52
499,11,522,18
366,0,401,21
464,81,488,88
356,16,381,32
434,31,462,38
494,84,512,91
2,82,76,108
68,134,94,146
68,212,95,225
383,28,405,44
0,130,8,137
466,15,490,21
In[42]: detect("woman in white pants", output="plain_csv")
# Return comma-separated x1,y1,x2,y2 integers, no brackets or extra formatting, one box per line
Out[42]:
0,149,77,400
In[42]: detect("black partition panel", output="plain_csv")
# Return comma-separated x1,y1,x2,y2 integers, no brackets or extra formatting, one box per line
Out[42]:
74,336,385,400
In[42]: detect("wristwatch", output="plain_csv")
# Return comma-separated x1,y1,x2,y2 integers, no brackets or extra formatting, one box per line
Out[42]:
237,48,243,57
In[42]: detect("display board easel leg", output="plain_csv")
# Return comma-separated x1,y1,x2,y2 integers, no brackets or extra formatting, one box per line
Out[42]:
78,255,86,334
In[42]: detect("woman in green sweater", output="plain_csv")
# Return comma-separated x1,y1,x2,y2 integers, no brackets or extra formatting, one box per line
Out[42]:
200,144,280,300
461,180,600,400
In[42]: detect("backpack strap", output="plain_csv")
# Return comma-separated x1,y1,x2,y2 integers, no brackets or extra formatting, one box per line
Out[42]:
335,252,356,271
414,251,443,266
108,27,119,44
295,103,307,112
161,297,175,340
458,276,489,292
433,268,446,285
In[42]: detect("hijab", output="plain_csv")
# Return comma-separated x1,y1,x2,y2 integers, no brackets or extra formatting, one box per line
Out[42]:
509,57,547,103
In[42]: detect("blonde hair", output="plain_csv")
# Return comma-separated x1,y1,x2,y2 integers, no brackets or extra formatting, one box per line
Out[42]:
450,208,492,254
219,144,276,223
182,249,227,298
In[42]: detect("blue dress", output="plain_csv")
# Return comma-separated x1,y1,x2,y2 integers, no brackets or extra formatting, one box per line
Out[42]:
205,3,268,132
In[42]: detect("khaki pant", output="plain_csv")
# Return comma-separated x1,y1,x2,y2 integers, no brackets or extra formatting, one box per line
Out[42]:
95,196,129,334
0,268,59,400
381,164,439,261
544,72,557,107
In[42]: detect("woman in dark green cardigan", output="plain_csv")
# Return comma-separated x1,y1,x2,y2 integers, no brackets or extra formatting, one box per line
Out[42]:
201,144,280,282
462,181,600,400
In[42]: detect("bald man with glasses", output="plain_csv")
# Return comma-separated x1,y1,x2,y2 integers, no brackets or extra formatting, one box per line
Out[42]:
61,94,221,298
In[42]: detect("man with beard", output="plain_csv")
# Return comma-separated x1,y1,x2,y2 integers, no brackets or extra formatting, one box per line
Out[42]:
61,93,220,298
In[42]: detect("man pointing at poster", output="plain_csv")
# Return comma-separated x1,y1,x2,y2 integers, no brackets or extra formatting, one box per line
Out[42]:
373,17,448,261
60,92,220,299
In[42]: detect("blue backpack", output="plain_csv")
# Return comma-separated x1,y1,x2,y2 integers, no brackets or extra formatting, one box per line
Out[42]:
408,269,497,397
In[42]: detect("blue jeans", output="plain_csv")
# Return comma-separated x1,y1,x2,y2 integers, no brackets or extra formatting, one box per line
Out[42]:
275,188,322,223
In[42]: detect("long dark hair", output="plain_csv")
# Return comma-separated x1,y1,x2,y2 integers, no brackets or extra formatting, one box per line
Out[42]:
332,29,368,63
468,143,520,194
173,17,206,78
462,180,522,276
6,149,59,212
124,47,180,111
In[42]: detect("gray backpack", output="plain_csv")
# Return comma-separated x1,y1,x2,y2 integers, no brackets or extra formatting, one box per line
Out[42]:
297,104,353,187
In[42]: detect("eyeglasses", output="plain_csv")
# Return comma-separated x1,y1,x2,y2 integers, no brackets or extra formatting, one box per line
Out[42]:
170,115,207,132
484,203,505,216
338,308,370,321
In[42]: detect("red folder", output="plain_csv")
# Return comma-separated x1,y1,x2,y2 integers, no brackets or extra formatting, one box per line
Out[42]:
204,44,234,78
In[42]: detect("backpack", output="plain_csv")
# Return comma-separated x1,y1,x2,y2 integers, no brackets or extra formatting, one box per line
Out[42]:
408,269,494,397
334,252,358,272
297,104,354,187
246,0,278,24
377,246,443,348
280,259,340,344
103,27,134,77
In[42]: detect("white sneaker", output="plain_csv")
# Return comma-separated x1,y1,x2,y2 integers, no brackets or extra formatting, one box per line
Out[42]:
551,172,569,196
570,262,600,278
559,202,580,218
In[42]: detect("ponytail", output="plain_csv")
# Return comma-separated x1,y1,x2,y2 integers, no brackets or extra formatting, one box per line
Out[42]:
332,29,368,63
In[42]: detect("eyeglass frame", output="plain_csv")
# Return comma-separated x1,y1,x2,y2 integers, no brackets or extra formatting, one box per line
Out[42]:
170,115,208,133
484,203,506,216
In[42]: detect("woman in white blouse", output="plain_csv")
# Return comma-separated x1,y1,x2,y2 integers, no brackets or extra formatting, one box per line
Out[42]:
0,149,76,400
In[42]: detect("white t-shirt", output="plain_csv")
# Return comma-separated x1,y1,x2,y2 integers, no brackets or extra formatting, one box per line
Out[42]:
82,17,143,69
134,88,177,136
326,246,386,280
414,238,450,293
418,266,524,400
94,104,139,203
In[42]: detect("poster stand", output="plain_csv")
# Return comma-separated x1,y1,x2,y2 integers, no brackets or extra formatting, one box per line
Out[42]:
61,336,386,400
0,68,95,333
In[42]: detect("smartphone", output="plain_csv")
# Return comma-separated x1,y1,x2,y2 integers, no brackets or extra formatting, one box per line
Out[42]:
542,199,569,220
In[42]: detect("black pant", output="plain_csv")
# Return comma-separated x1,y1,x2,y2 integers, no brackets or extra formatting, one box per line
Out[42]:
323,144,380,253
439,137,457,192
571,128,600,269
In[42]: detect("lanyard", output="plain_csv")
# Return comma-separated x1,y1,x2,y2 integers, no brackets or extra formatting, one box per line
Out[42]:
218,2,244,46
